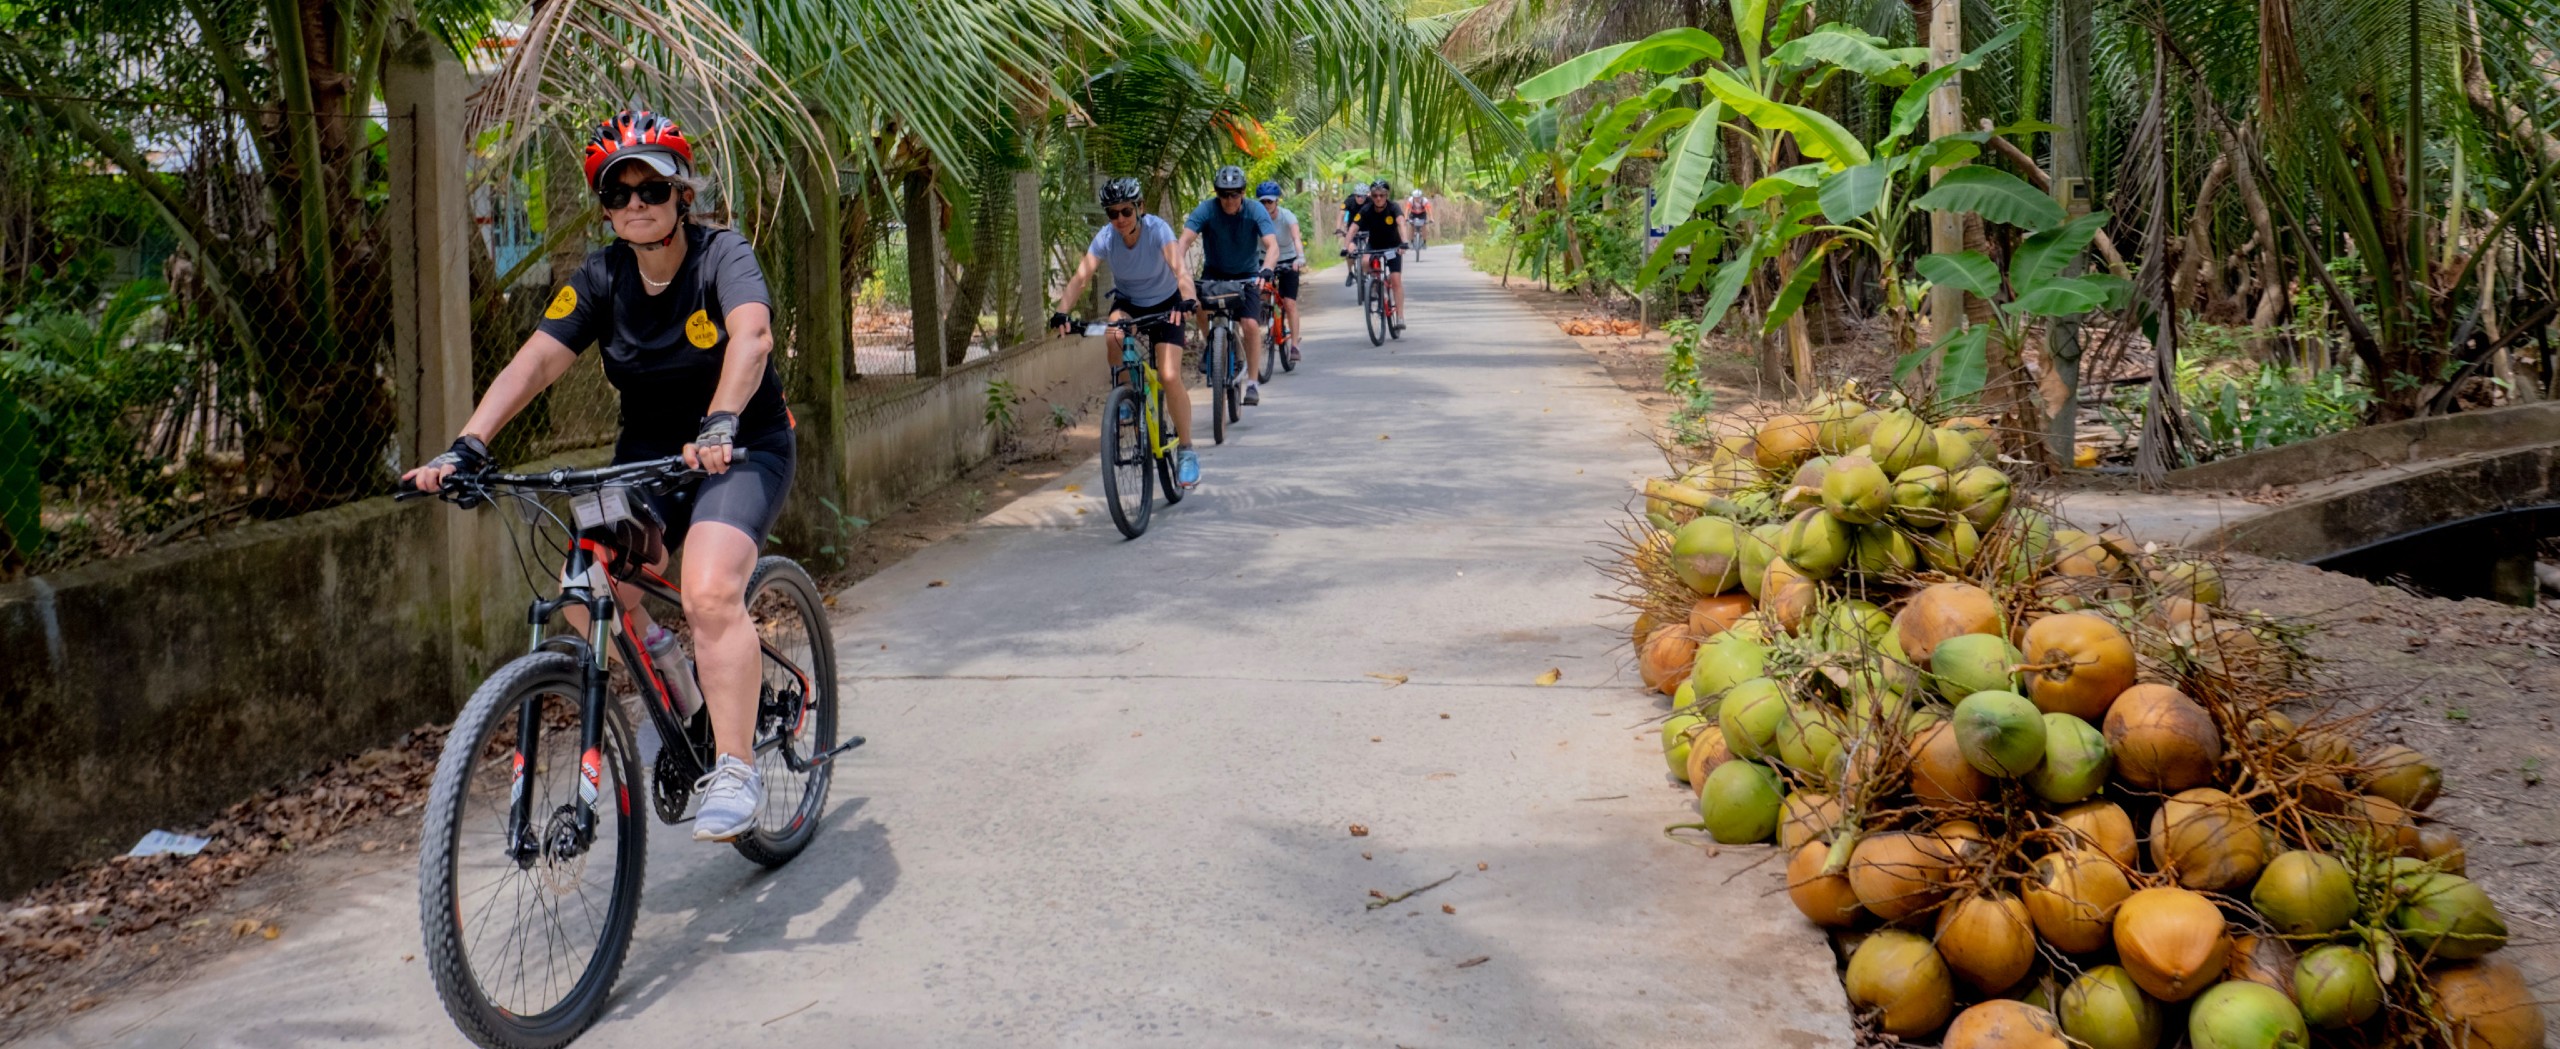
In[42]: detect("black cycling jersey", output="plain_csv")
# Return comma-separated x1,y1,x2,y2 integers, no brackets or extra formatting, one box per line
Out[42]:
536,224,791,454
1347,200,1406,250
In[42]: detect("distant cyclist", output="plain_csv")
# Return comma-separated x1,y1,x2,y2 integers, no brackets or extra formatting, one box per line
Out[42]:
1407,190,1432,250
1174,165,1280,407
1257,180,1305,368
1339,184,1368,285
1343,179,1407,332
1051,177,1205,487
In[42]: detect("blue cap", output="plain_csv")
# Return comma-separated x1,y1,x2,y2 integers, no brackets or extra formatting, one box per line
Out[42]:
1255,179,1283,200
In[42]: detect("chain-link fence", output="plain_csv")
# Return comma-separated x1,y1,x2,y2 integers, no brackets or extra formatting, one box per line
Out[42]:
1,96,404,578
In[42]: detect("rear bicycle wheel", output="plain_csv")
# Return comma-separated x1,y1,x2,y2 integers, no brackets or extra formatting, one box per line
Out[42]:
731,556,837,867
420,652,644,1049
1100,385,1153,537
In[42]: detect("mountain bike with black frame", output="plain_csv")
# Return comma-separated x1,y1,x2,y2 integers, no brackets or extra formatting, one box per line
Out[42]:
404,458,848,1049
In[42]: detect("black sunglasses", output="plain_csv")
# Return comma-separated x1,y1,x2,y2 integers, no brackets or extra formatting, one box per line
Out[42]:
598,180,677,210
1105,205,1136,219
1216,188,1243,198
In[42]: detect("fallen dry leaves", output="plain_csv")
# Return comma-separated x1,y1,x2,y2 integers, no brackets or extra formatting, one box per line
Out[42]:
1,723,447,1025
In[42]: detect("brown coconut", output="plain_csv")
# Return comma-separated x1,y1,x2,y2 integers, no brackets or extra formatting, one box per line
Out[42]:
1779,792,1844,850
2054,800,2140,867
2147,788,2268,892
2102,683,2222,791
1942,1000,2068,1049
2363,743,2443,810
2018,613,2137,721
2024,849,2132,954
1910,721,1994,805
1689,593,1758,639
2430,958,2548,1049
1683,724,1735,797
1850,831,1953,922
2112,887,2229,1001
1639,624,1697,696
1895,583,2005,664
1935,893,2038,993
1844,929,1957,1038
2419,824,2470,874
1786,841,1864,927
2347,794,2423,856
2226,933,2298,997
1762,560,1819,633
1754,413,1822,470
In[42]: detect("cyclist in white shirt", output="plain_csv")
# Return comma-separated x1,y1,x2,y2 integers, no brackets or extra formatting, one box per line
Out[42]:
1256,180,1305,367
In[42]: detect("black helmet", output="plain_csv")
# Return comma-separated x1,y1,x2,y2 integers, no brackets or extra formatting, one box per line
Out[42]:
1099,177,1143,209
1369,178,1392,193
1214,165,1249,191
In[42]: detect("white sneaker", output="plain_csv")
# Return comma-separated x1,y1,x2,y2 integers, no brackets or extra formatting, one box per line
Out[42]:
690,754,763,841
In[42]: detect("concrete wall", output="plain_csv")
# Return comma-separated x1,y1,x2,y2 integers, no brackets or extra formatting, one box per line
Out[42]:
0,494,525,895
832,332,1108,527
2167,401,2560,490
2205,441,2560,561
0,336,1102,896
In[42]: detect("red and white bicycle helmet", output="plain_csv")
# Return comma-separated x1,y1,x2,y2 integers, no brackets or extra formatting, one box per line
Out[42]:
581,107,695,191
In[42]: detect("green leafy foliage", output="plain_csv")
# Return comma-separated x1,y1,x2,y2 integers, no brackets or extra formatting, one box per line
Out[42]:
1912,166,2065,231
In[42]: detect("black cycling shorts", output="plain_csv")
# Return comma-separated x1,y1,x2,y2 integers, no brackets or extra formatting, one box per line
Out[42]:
1363,248,1404,275
619,428,795,551
1112,295,1187,348
1197,278,1264,323
1273,265,1301,300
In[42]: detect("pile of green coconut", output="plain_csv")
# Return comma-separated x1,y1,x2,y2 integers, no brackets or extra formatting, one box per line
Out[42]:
1612,392,2545,1049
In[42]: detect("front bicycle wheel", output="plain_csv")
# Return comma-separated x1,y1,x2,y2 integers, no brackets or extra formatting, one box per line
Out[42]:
732,556,838,867
1100,385,1153,537
420,652,644,1049
1209,331,1231,446
1365,281,1388,345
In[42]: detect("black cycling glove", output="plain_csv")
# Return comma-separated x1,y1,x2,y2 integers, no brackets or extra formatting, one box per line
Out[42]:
1178,298,1198,314
695,411,739,452
1049,310,1073,332
1258,267,1276,281
427,434,490,475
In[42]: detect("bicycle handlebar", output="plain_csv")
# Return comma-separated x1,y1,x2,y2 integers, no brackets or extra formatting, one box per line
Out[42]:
397,455,704,506
1064,310,1177,337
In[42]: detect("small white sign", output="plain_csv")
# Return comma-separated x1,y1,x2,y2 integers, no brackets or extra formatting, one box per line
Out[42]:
127,829,211,858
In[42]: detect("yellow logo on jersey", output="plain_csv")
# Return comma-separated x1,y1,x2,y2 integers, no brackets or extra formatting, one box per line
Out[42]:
685,309,719,348
1385,215,1397,225
544,285,577,320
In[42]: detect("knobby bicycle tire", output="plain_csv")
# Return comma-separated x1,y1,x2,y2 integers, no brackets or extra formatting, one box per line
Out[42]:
420,651,645,1049
1209,329,1231,446
1101,385,1153,537
730,556,837,867
1365,279,1387,346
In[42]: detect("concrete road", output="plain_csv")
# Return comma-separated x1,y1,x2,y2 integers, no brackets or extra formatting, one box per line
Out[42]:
39,247,1851,1048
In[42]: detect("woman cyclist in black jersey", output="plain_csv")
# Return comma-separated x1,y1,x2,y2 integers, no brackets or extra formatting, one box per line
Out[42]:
402,107,789,841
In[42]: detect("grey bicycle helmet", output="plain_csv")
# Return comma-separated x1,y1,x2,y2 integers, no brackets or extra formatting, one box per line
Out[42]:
1099,176,1144,209
1214,165,1249,192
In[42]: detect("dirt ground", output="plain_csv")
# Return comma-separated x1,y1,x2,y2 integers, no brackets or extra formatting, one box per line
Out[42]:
0,414,1102,1041
2222,555,2560,993
1484,261,2560,1009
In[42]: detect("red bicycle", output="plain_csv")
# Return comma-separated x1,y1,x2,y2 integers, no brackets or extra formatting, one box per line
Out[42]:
1351,248,1399,346
1259,267,1297,378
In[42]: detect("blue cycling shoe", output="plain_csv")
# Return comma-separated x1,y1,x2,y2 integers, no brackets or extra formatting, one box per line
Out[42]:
1176,448,1201,488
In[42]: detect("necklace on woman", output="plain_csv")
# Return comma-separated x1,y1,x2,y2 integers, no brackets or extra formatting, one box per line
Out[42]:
640,272,674,290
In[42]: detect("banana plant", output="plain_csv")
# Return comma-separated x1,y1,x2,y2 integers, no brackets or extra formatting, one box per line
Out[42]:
1514,3,2028,385
1895,207,2132,405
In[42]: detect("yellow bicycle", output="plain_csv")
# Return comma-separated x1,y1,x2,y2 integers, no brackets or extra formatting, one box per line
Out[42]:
1073,310,1186,538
